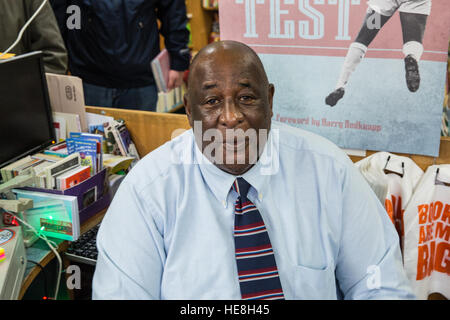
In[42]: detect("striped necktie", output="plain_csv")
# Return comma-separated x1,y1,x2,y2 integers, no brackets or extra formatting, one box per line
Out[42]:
232,177,285,300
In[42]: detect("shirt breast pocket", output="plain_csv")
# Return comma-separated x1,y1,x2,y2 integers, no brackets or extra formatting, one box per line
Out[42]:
292,264,337,300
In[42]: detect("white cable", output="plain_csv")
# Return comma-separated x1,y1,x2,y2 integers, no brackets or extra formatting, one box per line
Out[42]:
0,0,49,58
8,211,62,300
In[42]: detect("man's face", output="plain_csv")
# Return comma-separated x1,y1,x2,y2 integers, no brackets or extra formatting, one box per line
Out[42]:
185,46,274,175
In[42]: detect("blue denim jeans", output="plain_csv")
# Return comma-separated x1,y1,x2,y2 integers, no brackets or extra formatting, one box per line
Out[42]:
83,82,158,111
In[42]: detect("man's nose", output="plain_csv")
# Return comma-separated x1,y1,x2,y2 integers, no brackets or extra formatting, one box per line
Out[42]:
219,97,244,128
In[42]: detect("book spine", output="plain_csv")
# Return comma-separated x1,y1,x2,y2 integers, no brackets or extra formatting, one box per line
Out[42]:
44,153,80,189
6,169,13,181
43,150,67,158
61,167,91,190
151,61,164,92
57,176,62,190
37,173,46,188
112,126,127,156
157,63,167,92
0,169,8,182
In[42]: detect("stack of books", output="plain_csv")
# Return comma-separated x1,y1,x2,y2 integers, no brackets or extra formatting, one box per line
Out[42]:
150,49,186,113
1,153,62,184
86,115,139,174
1,145,97,191
52,112,82,142
2,117,138,194
93,120,140,161
66,132,103,176
40,153,85,190
156,85,185,113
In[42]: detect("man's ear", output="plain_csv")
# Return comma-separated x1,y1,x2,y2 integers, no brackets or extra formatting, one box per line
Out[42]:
268,83,275,118
184,93,194,127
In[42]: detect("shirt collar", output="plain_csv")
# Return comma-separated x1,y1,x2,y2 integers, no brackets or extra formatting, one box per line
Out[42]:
193,128,277,208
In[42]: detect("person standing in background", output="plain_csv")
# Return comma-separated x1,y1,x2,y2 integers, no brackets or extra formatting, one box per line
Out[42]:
51,0,190,111
0,0,68,74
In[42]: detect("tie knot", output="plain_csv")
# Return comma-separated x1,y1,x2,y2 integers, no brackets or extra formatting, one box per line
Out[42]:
232,177,251,198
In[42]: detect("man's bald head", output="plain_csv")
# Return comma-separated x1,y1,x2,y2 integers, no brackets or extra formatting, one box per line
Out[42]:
187,40,269,89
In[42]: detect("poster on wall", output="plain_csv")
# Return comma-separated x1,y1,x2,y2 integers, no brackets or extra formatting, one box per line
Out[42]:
219,0,450,156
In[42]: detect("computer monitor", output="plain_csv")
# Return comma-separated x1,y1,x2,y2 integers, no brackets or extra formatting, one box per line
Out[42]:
0,51,56,169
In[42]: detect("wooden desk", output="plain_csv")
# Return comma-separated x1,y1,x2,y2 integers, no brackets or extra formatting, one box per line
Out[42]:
18,208,107,299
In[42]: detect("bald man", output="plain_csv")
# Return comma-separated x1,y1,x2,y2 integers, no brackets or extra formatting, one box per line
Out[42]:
92,41,415,300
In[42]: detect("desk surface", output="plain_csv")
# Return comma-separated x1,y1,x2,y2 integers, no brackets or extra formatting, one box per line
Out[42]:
19,208,107,299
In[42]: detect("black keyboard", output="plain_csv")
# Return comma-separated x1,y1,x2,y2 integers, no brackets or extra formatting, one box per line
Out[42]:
65,224,100,266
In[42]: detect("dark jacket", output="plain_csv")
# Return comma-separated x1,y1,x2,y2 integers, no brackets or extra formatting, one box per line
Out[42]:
51,0,190,88
0,0,68,74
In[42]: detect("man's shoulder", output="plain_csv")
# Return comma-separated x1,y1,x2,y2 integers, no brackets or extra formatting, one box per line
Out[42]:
273,121,350,166
124,129,194,191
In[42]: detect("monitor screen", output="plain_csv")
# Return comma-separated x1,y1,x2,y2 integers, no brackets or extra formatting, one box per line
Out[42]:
0,51,55,168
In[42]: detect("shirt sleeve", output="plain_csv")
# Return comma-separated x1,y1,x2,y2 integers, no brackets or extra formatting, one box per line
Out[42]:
156,0,190,71
28,0,68,74
92,180,166,300
335,158,416,300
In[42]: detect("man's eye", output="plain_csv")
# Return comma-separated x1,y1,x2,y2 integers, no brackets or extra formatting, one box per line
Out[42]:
239,95,254,102
206,98,219,105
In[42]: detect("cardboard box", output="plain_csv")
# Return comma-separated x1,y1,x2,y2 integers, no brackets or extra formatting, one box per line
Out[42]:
45,73,88,131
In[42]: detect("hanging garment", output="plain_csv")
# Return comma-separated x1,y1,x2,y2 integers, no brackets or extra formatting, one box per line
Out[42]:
355,152,424,251
402,164,450,299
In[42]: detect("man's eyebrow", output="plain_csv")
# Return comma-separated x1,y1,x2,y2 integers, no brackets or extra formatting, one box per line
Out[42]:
238,80,251,88
202,82,217,90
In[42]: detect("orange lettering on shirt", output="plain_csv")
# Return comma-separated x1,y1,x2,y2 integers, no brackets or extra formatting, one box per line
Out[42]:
428,202,434,224
385,199,395,224
400,209,405,237
427,241,436,277
416,244,429,280
426,224,434,242
418,204,428,225
435,222,450,242
431,201,443,222
442,204,450,224
419,225,426,244
434,242,450,275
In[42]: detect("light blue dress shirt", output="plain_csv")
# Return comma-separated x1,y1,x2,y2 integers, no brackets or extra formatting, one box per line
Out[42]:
92,121,415,299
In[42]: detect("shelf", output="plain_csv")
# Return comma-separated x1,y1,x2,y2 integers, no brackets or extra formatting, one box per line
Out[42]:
186,0,216,52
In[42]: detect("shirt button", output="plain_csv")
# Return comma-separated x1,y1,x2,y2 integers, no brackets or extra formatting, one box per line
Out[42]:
222,200,226,208
138,21,144,28
258,193,263,201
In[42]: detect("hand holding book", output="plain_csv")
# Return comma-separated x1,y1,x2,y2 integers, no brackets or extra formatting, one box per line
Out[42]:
167,70,184,90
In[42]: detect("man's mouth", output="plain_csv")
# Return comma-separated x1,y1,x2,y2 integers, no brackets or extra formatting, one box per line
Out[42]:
223,138,248,151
